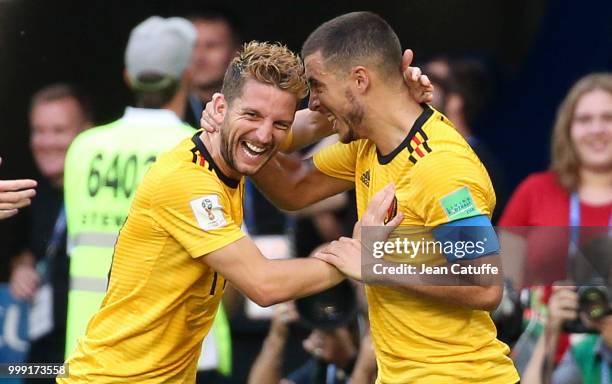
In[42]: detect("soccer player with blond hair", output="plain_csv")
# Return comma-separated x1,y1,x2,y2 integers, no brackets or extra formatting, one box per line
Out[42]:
58,40,402,383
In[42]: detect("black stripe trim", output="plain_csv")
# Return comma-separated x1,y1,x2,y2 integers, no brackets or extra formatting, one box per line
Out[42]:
210,271,218,295
190,146,198,164
191,132,241,189
423,141,432,153
408,155,417,164
419,128,429,141
377,103,434,165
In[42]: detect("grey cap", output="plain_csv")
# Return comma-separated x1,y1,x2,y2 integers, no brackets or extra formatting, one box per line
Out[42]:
125,16,197,89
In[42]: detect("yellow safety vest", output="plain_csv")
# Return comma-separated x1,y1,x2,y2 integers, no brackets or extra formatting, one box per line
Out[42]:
63,108,231,375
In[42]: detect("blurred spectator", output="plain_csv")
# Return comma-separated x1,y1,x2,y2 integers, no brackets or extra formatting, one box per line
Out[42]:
522,285,612,384
9,83,92,382
248,280,373,384
0,157,37,220
422,56,451,112
184,11,241,128
62,15,197,362
425,56,509,222
500,73,612,370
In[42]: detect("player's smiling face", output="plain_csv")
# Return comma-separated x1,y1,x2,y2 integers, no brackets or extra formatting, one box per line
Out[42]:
305,51,362,144
220,78,296,176
571,89,612,171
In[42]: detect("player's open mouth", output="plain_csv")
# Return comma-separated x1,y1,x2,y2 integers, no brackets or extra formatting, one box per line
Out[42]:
241,140,267,158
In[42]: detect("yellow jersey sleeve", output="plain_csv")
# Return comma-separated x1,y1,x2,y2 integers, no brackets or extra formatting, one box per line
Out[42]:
312,139,361,182
151,166,245,258
406,150,495,227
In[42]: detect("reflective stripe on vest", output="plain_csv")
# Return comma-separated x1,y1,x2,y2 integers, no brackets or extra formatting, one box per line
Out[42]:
70,276,108,293
63,114,196,358
68,232,118,252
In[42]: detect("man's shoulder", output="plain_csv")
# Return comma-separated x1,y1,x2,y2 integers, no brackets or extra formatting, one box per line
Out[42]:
320,138,370,156
69,120,123,151
150,148,225,196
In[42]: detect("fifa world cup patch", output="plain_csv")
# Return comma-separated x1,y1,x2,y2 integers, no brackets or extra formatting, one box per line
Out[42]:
190,195,227,230
439,187,481,221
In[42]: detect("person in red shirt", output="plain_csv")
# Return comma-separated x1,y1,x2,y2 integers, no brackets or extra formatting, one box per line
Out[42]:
500,73,612,285
499,73,612,377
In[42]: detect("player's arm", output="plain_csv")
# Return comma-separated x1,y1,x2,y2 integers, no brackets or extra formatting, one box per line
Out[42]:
152,167,344,306
252,155,353,211
252,134,359,211
278,109,332,153
317,229,503,311
206,184,400,307
317,152,503,311
404,151,503,310
401,280,502,311
204,236,343,307
395,216,503,311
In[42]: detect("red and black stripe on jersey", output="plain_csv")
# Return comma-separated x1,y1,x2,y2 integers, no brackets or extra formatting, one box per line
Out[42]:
407,128,432,164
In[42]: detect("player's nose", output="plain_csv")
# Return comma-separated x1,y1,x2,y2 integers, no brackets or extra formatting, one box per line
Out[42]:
254,121,273,144
308,91,320,111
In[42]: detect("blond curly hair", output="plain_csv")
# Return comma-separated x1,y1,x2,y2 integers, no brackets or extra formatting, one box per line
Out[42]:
221,41,308,104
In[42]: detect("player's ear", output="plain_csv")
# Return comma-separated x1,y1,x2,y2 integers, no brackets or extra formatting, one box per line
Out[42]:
212,93,228,120
351,66,369,94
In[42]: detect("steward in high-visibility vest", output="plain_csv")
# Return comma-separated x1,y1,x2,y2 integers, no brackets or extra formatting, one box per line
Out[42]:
63,107,194,351
63,16,231,376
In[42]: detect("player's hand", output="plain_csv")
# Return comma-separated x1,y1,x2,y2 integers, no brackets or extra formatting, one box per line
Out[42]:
353,183,404,241
200,93,224,133
315,184,403,281
401,49,434,104
0,157,37,220
314,237,363,280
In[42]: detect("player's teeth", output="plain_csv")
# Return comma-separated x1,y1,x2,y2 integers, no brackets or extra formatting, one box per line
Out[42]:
245,142,265,153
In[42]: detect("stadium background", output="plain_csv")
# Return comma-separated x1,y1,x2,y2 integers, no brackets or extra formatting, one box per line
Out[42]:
0,0,610,286
0,0,610,382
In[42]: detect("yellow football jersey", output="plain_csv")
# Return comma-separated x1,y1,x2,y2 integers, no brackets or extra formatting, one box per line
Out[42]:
59,133,245,383
314,105,519,383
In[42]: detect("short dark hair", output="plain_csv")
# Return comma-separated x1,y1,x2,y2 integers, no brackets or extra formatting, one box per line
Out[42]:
30,83,93,122
301,12,402,79
187,10,242,48
132,73,180,109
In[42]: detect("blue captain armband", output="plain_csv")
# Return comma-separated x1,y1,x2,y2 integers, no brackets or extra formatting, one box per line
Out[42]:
432,215,500,262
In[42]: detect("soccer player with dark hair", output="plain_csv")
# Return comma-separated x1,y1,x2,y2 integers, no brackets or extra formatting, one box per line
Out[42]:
239,12,518,383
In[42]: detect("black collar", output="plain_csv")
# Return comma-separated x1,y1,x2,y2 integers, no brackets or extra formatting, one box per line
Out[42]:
376,103,433,165
191,132,241,189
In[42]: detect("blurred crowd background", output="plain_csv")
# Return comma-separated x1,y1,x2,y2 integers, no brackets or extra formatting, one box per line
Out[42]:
0,0,611,383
